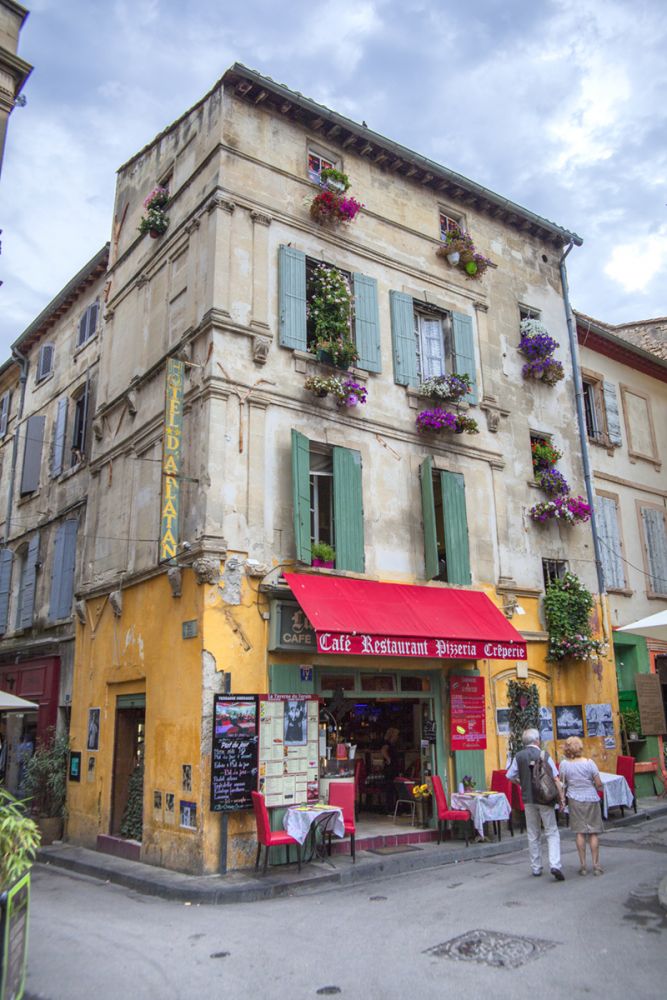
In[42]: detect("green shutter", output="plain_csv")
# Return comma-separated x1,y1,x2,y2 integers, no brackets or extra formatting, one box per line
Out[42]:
441,471,471,585
353,273,381,373
333,446,364,573
389,291,418,387
451,311,478,403
420,456,439,580
291,430,311,564
278,245,307,350
269,663,315,695
454,750,487,791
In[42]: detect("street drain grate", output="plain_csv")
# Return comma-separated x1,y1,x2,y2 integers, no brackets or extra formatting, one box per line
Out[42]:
425,929,556,968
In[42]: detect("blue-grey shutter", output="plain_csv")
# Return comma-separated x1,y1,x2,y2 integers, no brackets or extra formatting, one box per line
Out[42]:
641,507,667,595
18,534,40,629
420,456,439,580
389,291,418,386
595,496,625,590
77,310,88,347
333,446,364,573
278,246,307,350
20,415,45,494
353,273,381,373
49,520,78,621
451,311,478,403
38,344,54,381
602,382,622,446
291,429,311,564
51,398,68,478
0,549,13,634
0,392,10,437
88,301,99,339
441,470,471,585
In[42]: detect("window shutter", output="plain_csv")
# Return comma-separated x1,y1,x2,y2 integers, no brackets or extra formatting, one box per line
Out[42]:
278,246,307,350
20,415,46,494
602,382,622,446
451,311,478,403
38,344,54,381
389,291,418,386
333,446,364,573
50,398,68,478
353,273,381,372
77,311,88,347
595,496,625,590
454,749,487,791
291,429,311,563
441,470,471,585
49,519,78,621
641,507,667,595
420,456,439,580
88,301,99,340
0,549,13,634
0,392,10,437
18,533,40,629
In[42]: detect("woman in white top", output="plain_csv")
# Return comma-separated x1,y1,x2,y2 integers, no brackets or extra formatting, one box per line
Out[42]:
559,736,604,875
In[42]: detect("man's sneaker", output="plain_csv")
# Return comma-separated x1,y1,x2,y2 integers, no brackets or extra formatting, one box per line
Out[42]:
551,867,565,881
532,870,543,876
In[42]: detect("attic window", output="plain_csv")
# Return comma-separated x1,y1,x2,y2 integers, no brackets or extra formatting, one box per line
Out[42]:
308,149,335,184
36,344,54,383
439,211,463,240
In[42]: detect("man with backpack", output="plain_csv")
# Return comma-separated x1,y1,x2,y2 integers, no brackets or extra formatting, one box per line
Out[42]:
507,728,567,881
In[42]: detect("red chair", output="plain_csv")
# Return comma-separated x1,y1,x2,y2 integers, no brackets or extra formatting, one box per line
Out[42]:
251,791,301,874
490,769,514,838
354,756,367,817
431,775,471,846
615,755,637,815
327,781,356,862
510,780,526,832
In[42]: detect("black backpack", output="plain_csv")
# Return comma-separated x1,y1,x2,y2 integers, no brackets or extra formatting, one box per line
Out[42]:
531,751,558,805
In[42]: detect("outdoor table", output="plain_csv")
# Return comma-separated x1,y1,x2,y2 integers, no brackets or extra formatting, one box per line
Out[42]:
599,771,634,818
450,791,511,840
283,804,345,863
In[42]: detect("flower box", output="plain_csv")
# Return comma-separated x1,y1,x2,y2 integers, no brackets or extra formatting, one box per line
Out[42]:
416,407,479,434
436,224,493,279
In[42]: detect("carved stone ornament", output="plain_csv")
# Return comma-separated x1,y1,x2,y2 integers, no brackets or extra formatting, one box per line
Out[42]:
245,560,269,578
252,336,271,365
167,566,182,598
92,418,104,441
109,590,123,617
193,557,220,585
206,193,235,215
74,600,87,625
126,390,138,416
485,408,501,433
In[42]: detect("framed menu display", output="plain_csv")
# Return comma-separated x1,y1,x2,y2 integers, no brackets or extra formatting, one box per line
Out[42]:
449,675,487,751
258,695,320,807
636,674,667,735
210,695,259,812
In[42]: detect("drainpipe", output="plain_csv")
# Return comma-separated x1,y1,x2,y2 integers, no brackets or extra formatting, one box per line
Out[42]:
559,245,606,602
4,345,29,545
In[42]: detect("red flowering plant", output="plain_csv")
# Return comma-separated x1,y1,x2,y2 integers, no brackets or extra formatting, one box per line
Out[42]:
436,223,493,279
138,185,170,238
310,169,363,226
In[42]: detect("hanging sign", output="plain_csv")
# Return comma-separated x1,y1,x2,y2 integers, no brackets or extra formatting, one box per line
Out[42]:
449,675,487,751
159,358,185,563
635,674,667,735
210,695,259,812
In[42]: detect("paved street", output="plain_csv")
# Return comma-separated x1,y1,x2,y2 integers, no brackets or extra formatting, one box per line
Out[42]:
26,819,666,1000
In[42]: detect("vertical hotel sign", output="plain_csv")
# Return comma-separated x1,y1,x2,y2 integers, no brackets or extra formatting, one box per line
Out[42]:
159,358,184,563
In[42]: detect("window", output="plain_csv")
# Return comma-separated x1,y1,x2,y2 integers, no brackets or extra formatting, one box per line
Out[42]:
519,305,541,323
307,149,335,184
420,456,471,585
77,301,99,348
278,246,381,372
70,379,93,467
620,384,659,465
595,494,626,592
542,559,568,589
36,344,54,382
0,392,10,438
389,291,478,401
638,502,667,597
580,368,622,447
291,430,364,572
305,257,353,352
439,211,463,239
20,414,46,495
14,534,39,630
582,377,603,440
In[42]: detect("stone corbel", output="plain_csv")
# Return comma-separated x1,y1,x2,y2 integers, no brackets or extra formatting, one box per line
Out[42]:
92,418,104,441
184,217,201,235
250,211,272,227
167,566,182,598
479,395,510,434
206,193,235,215
126,390,138,416
252,336,271,365
74,600,87,626
135,273,150,289
109,590,123,617
193,557,221,585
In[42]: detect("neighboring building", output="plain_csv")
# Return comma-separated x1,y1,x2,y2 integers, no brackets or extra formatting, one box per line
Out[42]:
15,65,619,874
0,1,31,175
576,312,667,794
0,246,108,795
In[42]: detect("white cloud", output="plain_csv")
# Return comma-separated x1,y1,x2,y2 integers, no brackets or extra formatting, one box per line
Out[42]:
604,230,667,293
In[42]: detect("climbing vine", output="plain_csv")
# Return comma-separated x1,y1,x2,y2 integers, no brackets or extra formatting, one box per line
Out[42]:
507,680,540,757
544,572,605,662
120,761,144,841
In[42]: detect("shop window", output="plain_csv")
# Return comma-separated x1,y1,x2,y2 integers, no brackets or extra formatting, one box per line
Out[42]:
320,673,355,692
360,674,396,693
389,291,478,402
278,246,381,373
542,559,568,589
400,675,431,692
307,148,336,184
291,429,365,572
420,456,471,585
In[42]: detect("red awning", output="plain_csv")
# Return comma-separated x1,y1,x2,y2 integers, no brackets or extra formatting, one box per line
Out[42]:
284,574,527,661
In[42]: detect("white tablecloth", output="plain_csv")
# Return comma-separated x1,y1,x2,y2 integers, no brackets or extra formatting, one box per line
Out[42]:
450,791,511,838
599,772,633,819
283,805,345,845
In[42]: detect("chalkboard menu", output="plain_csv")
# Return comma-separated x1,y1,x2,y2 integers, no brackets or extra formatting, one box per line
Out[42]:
0,871,30,1000
210,695,259,812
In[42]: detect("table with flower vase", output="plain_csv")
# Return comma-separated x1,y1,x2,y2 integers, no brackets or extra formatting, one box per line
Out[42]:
283,804,344,864
450,791,511,840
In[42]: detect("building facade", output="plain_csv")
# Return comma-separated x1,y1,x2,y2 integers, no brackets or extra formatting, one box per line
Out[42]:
0,0,31,175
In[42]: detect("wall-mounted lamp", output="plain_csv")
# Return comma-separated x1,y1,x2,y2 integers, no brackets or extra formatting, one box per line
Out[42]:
502,596,526,619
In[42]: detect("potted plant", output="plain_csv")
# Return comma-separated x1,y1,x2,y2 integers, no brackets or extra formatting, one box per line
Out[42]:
418,372,472,403
436,223,493,279
621,709,642,741
138,185,170,239
529,495,592,525
0,788,40,892
22,729,69,844
320,167,350,193
461,775,476,792
316,338,359,370
519,319,564,386
544,572,606,662
0,787,39,995
310,170,363,226
311,542,335,568
416,407,479,434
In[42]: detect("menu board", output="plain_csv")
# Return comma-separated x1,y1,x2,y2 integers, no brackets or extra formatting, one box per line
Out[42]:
258,695,320,807
210,695,259,812
636,674,667,735
449,675,487,751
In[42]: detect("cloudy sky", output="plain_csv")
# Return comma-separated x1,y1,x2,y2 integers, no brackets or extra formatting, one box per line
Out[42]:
1,0,666,356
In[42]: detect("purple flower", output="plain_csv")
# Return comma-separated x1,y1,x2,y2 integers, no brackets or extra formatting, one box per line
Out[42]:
536,468,569,497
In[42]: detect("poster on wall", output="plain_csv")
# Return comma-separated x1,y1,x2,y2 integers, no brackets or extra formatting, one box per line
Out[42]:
495,708,510,737
258,695,320,807
450,675,487,751
210,695,259,812
555,705,584,740
585,703,614,737
538,707,555,742
87,708,100,751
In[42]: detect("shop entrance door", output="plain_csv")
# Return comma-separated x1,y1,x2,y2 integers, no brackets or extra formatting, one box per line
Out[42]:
110,695,145,838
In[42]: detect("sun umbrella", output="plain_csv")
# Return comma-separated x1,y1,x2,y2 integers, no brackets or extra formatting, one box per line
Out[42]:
0,691,39,711
617,609,667,643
